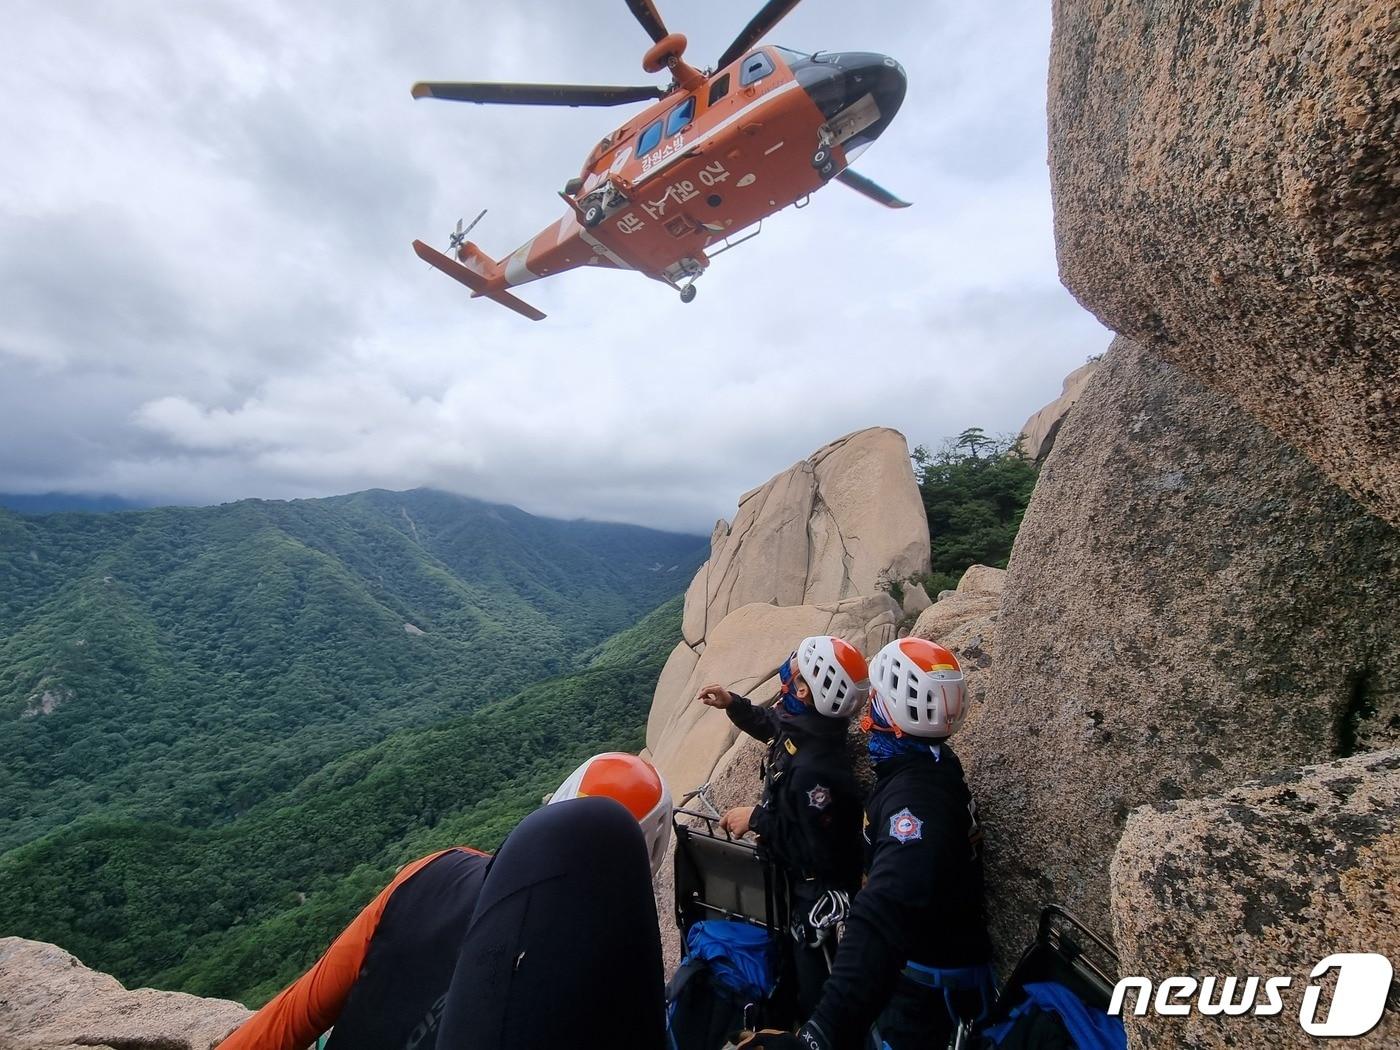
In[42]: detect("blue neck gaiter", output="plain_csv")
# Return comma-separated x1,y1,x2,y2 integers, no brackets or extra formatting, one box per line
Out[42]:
866,695,941,763
777,654,809,717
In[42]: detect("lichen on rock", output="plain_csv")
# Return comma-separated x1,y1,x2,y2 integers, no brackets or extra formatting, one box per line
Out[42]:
1049,0,1400,523
1111,749,1400,1048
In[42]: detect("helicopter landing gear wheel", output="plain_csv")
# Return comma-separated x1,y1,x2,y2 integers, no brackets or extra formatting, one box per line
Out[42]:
582,203,606,228
679,284,698,304
811,145,835,180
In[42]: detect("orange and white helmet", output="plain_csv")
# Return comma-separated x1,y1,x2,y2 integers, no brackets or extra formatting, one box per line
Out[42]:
550,752,672,873
795,635,871,719
869,638,967,738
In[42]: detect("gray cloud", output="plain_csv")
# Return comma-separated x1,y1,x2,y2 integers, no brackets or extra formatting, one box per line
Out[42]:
0,1,1111,532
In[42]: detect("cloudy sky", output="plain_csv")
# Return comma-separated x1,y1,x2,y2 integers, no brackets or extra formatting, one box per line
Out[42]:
0,0,1110,533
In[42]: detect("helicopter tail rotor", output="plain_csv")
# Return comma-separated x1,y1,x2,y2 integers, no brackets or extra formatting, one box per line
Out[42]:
448,209,488,254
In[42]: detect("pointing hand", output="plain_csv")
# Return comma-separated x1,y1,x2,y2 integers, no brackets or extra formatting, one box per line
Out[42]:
697,684,733,709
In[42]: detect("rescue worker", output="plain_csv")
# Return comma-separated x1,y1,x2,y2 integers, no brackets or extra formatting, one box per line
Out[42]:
737,638,995,1050
696,635,868,1018
218,752,671,1050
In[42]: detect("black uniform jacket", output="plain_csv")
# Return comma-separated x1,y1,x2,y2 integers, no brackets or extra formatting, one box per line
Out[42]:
727,695,863,893
808,745,993,1049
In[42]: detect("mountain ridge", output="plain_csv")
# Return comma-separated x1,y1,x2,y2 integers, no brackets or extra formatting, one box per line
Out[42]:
0,487,704,854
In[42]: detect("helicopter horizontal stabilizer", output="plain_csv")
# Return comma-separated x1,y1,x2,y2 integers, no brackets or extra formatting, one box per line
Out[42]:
412,239,546,321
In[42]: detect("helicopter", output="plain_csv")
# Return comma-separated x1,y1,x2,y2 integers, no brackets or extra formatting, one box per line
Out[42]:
411,0,909,320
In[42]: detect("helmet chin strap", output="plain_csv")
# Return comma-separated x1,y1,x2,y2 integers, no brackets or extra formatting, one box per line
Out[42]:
863,694,941,762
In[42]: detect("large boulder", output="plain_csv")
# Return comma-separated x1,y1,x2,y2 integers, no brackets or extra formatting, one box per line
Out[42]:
1111,749,1400,1049
680,428,929,646
1019,360,1099,462
911,592,998,646
647,594,901,795
955,564,1006,596
0,937,250,1049
1049,0,1400,524
648,428,928,796
969,337,1400,963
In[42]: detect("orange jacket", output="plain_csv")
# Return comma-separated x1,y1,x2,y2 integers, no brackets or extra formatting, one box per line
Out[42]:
219,847,487,1050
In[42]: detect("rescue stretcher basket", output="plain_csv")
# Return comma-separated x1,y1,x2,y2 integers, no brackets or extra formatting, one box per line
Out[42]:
961,905,1120,1048
671,784,789,941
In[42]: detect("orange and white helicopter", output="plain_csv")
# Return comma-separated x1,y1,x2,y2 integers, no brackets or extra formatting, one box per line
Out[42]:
411,0,908,320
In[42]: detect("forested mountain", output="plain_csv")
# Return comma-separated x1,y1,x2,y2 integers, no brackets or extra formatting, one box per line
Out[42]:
0,493,151,515
0,489,704,853
0,594,685,1006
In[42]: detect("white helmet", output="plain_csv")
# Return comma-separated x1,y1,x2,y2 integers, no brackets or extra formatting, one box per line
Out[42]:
868,638,967,738
794,635,871,719
550,752,672,873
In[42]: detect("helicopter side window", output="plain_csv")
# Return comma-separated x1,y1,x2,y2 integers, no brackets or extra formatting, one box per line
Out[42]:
665,96,695,136
740,51,774,86
638,119,663,155
708,74,730,106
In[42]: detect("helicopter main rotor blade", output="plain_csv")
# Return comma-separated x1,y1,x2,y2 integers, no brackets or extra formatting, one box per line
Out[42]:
411,81,665,107
716,0,805,70
625,0,670,44
835,168,912,209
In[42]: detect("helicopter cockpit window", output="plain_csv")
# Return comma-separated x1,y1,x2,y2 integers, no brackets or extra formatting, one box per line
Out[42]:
772,46,811,63
665,96,695,136
740,51,774,86
708,74,730,106
638,119,663,155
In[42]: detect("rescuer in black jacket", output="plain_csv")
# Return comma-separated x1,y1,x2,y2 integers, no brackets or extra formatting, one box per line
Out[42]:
696,635,871,1017
737,637,995,1050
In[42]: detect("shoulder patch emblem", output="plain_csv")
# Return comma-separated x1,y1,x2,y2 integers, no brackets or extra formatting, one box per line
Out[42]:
807,784,832,811
889,807,923,844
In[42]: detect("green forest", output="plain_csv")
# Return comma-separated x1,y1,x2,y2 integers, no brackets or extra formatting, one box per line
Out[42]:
0,489,703,853
911,428,1039,594
0,594,684,1005
0,489,703,1002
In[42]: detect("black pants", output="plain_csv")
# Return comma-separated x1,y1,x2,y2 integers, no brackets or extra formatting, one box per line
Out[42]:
788,881,832,1020
437,796,666,1049
877,974,986,1050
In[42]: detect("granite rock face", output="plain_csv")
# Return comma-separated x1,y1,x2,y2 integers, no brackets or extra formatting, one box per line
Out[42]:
969,337,1400,961
0,937,250,1049
955,564,1006,597
1049,0,1400,524
646,594,901,796
1111,750,1400,1049
911,592,998,648
1019,360,1099,462
680,428,929,647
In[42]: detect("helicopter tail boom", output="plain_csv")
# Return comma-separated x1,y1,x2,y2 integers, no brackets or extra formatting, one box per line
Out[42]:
411,239,546,321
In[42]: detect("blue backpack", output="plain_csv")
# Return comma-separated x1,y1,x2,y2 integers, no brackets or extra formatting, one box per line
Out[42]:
666,921,777,1050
